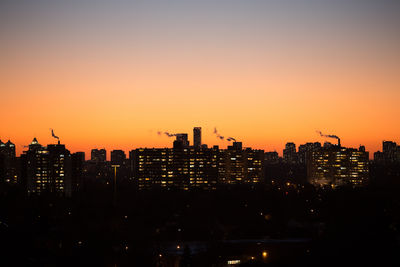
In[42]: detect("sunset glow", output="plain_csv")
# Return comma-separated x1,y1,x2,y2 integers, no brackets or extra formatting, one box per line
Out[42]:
1,0,399,157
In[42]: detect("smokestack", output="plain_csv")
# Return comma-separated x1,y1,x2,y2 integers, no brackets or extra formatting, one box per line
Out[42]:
316,131,340,147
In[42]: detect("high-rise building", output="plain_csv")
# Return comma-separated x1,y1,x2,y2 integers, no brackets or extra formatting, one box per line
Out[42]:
397,147,400,163
128,150,136,179
0,153,4,182
220,144,244,184
243,148,264,184
0,140,16,158
374,141,400,164
187,147,218,189
111,150,126,165
193,127,202,148
173,133,189,149
71,152,85,193
307,146,369,187
383,141,398,163
91,148,106,163
22,138,72,196
220,143,263,184
201,144,208,149
264,151,279,164
298,142,321,164
283,142,298,164
135,147,215,190
0,139,17,183
134,143,264,190
47,143,72,196
323,142,333,148
228,142,242,151
135,148,180,190
373,151,385,163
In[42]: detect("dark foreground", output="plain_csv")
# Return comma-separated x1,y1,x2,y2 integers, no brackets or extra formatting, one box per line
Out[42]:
0,180,399,267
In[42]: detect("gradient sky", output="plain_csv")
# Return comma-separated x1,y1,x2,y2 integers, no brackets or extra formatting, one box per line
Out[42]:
1,0,399,158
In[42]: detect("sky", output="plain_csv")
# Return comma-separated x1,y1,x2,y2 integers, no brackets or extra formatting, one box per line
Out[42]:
1,0,399,158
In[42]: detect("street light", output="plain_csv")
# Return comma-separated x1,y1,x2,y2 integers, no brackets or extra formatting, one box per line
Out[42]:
111,165,120,206
262,251,268,258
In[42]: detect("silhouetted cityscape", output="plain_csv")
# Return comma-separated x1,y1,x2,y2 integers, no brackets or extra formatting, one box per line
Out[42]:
0,128,399,266
1,127,388,195
2,0,400,265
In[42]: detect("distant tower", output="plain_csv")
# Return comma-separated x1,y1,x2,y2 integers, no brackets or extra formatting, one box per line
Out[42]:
383,141,397,163
173,133,189,149
91,149,107,163
193,127,202,148
283,142,297,164
22,138,72,197
111,150,126,165
0,139,17,183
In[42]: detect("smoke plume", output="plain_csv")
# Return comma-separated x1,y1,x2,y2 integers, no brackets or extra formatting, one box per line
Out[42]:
50,129,59,140
214,127,236,142
214,127,224,140
316,131,339,140
157,131,177,138
316,130,341,146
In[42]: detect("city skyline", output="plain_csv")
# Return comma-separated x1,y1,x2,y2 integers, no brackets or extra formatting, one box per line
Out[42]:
1,0,400,158
1,2,400,266
0,127,397,159
3,127,398,193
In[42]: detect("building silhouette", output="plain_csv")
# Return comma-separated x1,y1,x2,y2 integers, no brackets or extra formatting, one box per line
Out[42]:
307,145,369,187
323,142,334,148
374,141,400,164
373,151,384,163
22,138,72,196
264,151,279,164
134,141,263,190
382,141,399,163
71,152,85,193
111,150,126,165
0,139,17,183
219,142,263,184
298,142,321,164
173,134,189,149
193,127,202,148
91,148,106,163
283,142,298,164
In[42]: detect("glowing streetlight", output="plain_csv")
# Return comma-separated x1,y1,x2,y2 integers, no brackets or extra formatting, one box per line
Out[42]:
262,251,268,258
111,165,120,206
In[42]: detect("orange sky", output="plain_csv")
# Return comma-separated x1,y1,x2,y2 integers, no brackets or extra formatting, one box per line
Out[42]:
1,1,399,158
